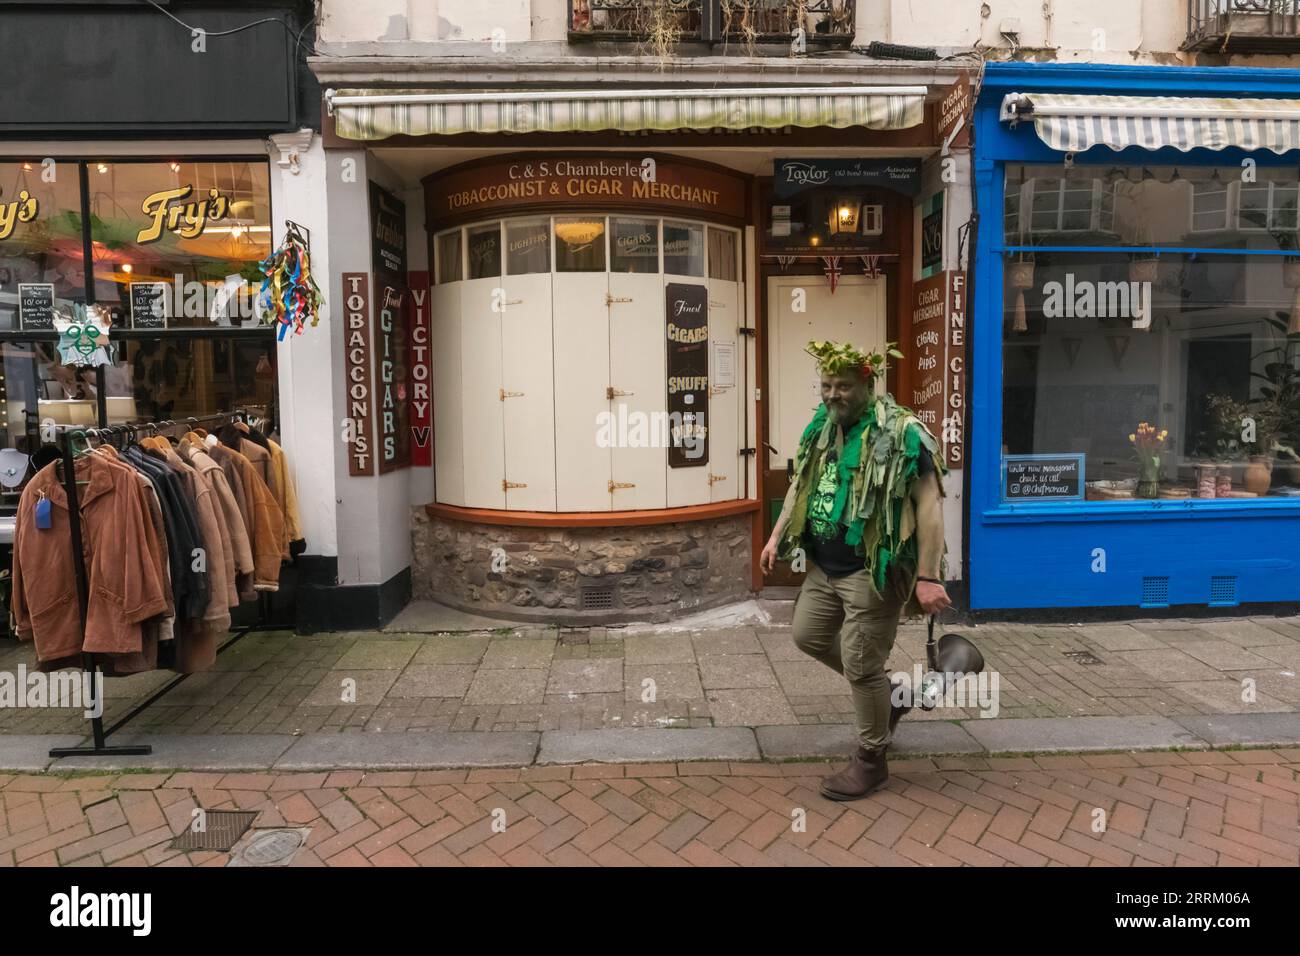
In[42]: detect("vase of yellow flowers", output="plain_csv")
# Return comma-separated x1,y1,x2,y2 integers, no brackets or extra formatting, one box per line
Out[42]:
1130,422,1168,498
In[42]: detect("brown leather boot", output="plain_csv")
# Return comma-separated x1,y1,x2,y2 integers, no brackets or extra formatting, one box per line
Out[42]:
819,744,889,801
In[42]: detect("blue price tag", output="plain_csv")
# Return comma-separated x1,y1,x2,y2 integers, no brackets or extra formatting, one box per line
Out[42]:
35,496,51,530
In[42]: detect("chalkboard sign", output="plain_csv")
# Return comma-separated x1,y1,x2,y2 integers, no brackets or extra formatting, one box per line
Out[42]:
129,282,169,328
666,282,709,468
1002,454,1084,501
18,283,55,330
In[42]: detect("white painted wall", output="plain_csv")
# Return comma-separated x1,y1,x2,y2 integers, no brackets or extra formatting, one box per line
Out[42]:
267,136,339,560
319,0,534,43
316,0,1300,66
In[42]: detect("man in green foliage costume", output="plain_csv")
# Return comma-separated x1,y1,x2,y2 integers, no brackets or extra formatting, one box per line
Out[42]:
761,340,951,800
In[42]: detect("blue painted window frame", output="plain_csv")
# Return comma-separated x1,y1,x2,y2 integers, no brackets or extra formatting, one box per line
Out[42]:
973,64,1300,528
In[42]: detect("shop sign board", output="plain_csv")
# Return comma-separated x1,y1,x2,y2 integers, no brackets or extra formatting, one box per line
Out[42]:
938,72,972,151
342,272,376,476
910,269,966,468
946,270,966,467
1002,454,1085,501
369,182,411,474
407,269,432,467
773,159,921,199
129,281,169,328
17,283,55,330
666,282,709,469
426,155,748,226
920,191,944,279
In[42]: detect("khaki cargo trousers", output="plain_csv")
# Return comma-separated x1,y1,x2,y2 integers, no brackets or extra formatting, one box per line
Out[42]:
791,561,904,750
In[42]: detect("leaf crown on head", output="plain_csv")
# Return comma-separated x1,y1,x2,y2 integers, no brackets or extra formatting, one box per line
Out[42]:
805,339,904,379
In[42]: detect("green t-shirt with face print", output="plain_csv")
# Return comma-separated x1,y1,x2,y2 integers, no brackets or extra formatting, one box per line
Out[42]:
802,441,934,579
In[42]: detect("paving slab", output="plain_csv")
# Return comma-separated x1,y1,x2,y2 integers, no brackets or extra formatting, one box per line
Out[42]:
388,664,478,699
410,635,491,665
622,663,704,701
961,715,1208,754
537,727,759,764
623,634,696,664
0,734,86,771
50,733,295,771
706,688,798,726
275,731,538,770
383,600,523,634
1172,712,1300,748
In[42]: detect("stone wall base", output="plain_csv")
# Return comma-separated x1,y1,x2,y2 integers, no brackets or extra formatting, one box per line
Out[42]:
411,509,755,625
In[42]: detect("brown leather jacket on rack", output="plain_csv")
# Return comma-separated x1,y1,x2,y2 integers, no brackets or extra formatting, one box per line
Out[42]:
11,454,170,671
204,441,285,591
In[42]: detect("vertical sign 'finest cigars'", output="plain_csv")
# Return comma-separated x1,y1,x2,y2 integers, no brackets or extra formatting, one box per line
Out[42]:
666,282,709,468
343,273,376,476
369,182,411,474
407,270,432,467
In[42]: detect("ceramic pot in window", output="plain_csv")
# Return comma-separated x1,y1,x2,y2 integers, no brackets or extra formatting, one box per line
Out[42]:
1244,455,1274,495
1007,259,1035,333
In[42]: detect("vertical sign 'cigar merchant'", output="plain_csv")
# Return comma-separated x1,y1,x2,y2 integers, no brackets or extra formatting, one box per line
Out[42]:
343,273,376,476
666,282,709,468
370,182,411,474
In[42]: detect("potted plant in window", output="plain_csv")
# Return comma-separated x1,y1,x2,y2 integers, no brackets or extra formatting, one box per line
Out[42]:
1203,393,1248,495
1243,393,1282,494
1252,321,1300,483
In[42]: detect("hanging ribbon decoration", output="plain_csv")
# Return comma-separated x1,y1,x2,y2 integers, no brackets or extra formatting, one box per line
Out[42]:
258,223,323,341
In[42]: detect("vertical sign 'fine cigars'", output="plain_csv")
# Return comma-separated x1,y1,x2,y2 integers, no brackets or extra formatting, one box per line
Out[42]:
343,273,376,476
369,182,411,474
407,270,432,467
666,282,709,469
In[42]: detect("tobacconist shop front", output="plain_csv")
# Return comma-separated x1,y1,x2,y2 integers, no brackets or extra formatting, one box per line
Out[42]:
322,79,971,623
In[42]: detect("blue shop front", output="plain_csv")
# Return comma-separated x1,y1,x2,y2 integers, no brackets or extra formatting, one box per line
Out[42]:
970,63,1300,612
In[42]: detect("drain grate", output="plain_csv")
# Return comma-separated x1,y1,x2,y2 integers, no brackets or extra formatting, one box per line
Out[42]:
1063,649,1104,666
581,586,615,610
169,810,259,851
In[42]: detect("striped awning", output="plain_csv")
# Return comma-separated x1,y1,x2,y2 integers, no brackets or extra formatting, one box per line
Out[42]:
1001,92,1300,154
327,86,927,140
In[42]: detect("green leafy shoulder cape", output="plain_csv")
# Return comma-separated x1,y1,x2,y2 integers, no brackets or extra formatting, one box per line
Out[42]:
777,395,947,600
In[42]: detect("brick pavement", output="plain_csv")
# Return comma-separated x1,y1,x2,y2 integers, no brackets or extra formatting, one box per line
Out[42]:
2,614,1298,738
1,750,1296,867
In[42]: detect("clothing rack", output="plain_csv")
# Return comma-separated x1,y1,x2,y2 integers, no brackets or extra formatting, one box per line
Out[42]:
46,411,275,759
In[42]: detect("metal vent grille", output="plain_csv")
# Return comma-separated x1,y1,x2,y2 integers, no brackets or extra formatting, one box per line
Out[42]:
581,586,615,610
1141,576,1170,608
1209,575,1238,607
169,810,258,851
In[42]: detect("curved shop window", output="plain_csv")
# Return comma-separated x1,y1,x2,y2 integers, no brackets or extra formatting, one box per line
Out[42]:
0,157,277,505
431,213,744,513
1001,163,1300,505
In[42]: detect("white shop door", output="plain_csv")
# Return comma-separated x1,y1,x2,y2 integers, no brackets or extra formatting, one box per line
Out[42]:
501,271,556,511
707,275,742,502
767,274,886,474
460,273,506,509
553,271,612,511
608,270,667,510
430,282,464,506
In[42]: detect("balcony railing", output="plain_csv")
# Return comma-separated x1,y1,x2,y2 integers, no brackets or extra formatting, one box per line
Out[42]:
1184,0,1300,53
569,0,856,47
